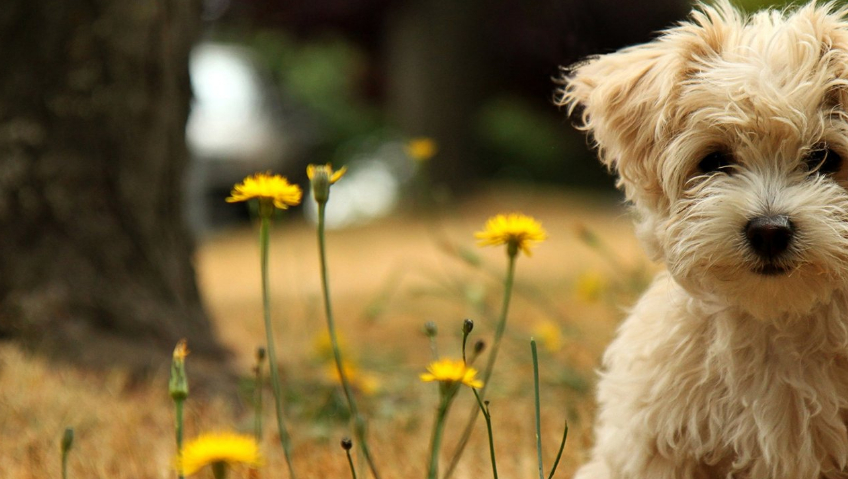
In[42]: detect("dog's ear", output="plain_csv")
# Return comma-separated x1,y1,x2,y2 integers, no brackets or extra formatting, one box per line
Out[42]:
555,1,739,203
800,3,848,106
556,44,677,199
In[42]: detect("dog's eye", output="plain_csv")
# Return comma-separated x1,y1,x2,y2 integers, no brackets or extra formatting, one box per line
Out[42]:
804,146,843,176
698,151,734,175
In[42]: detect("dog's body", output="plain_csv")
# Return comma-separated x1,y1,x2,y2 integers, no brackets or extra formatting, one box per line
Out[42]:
559,2,848,478
579,274,848,478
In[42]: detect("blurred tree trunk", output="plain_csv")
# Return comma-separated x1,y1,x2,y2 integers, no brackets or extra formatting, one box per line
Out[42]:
0,0,224,364
385,0,490,192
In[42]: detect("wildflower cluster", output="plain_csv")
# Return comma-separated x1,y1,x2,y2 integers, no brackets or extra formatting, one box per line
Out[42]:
59,152,566,479
226,164,559,479
167,341,262,479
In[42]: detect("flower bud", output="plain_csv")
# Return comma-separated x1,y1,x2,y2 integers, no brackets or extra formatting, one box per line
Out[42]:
61,427,74,454
307,164,346,204
169,339,189,401
423,321,438,338
341,437,353,451
310,169,330,203
462,318,474,335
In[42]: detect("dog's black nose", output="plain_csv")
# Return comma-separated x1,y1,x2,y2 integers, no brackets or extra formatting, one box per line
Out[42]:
745,215,794,259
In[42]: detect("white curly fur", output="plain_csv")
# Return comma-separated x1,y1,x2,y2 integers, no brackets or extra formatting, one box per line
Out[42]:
557,2,848,477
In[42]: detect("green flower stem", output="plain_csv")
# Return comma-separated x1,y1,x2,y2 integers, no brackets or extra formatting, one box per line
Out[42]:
481,250,517,386
254,357,264,442
427,391,455,479
428,335,440,360
443,251,517,479
547,420,569,479
345,448,359,479
259,213,297,479
461,332,469,365
175,399,185,479
212,461,227,479
62,448,69,479
472,390,499,479
532,339,544,479
61,427,73,479
316,202,381,479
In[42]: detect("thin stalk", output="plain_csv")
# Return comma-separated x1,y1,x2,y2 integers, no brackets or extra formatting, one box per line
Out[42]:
60,428,73,479
472,390,499,479
212,462,227,479
443,252,517,479
259,214,297,479
547,420,569,479
175,399,185,479
461,332,469,365
345,449,359,479
317,202,381,479
428,334,440,360
254,360,264,442
480,251,517,386
427,393,453,479
532,339,544,479
61,449,69,479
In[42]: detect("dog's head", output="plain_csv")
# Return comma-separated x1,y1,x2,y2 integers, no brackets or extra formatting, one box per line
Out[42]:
558,1,848,318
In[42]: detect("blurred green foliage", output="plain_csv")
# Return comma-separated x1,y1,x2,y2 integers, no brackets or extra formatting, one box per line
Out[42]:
208,0,848,189
248,30,382,158
221,29,599,185
476,96,569,180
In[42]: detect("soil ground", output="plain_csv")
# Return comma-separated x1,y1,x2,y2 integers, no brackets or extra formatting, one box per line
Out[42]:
1,183,651,479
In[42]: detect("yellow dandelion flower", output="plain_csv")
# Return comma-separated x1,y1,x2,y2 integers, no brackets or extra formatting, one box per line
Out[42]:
312,330,349,362
474,213,547,257
576,271,607,303
420,358,483,389
325,362,380,396
177,432,262,476
405,137,438,162
225,172,302,210
533,320,563,353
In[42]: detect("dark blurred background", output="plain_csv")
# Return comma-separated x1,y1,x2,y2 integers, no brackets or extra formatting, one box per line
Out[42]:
185,0,800,232
190,0,691,231
0,0,797,362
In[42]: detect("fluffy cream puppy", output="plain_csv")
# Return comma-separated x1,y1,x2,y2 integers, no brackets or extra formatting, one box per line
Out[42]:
557,2,848,478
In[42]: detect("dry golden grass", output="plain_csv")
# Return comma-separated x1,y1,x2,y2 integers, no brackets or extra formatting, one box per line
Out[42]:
0,184,651,478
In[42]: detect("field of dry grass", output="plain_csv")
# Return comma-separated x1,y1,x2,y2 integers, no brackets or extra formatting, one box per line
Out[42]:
0,183,653,478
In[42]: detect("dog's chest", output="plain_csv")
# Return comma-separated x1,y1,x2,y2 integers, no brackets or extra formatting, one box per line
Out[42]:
677,307,848,477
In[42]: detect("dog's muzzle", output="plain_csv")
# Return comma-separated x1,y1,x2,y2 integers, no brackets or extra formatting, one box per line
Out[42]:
744,215,794,275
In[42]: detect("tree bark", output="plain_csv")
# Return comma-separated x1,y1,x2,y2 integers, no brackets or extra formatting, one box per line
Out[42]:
384,0,490,191
0,0,223,365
